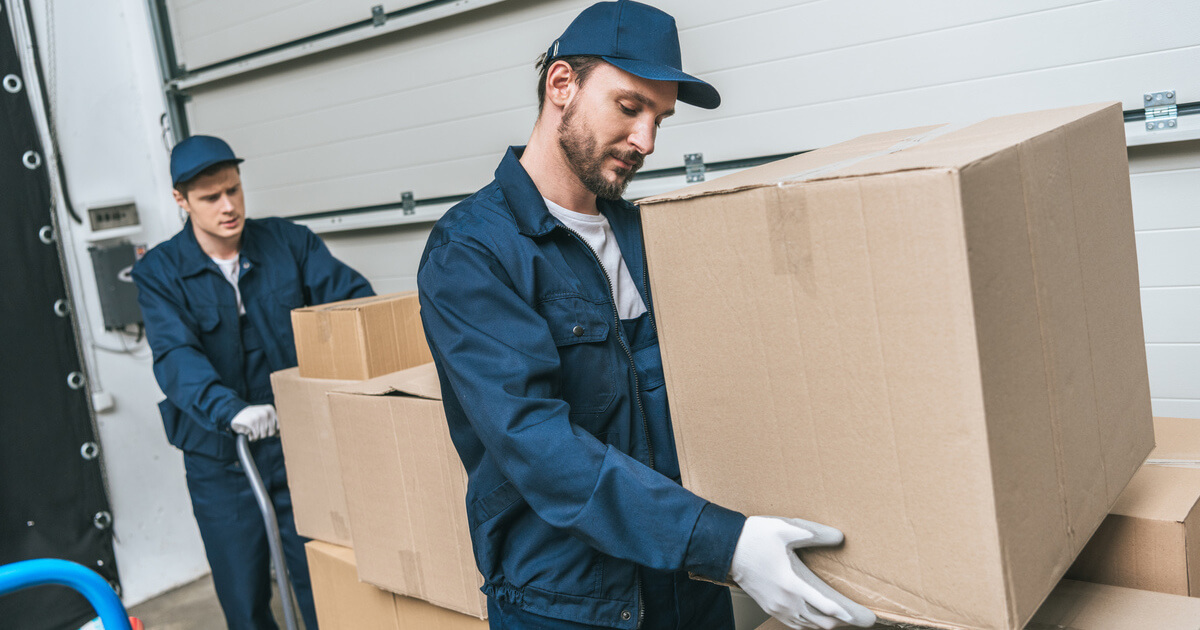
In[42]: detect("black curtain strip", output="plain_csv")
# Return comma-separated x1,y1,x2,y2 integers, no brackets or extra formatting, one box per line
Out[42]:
0,14,120,630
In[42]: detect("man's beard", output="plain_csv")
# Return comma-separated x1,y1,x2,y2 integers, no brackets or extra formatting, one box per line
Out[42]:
557,102,644,200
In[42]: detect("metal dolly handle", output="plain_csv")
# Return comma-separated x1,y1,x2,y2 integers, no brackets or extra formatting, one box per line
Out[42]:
0,558,133,630
236,432,300,630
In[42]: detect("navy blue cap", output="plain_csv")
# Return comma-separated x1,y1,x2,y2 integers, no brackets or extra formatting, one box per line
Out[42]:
547,1,719,109
170,135,244,185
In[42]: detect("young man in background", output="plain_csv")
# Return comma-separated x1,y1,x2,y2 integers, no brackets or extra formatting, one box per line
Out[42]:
133,135,373,630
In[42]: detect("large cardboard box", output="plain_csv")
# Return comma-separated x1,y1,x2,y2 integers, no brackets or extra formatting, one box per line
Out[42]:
1066,417,1200,594
639,102,1153,630
326,362,485,618
292,291,432,380
270,368,355,547
755,580,1200,630
1067,465,1200,595
1148,416,1200,465
306,540,487,630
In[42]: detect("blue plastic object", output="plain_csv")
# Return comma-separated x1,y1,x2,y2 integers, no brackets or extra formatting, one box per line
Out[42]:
0,558,132,630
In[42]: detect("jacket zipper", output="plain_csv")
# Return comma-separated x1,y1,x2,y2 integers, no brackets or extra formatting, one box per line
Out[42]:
561,226,655,469
560,225,652,630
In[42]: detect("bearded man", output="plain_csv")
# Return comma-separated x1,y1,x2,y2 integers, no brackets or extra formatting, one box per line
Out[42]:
417,3,875,629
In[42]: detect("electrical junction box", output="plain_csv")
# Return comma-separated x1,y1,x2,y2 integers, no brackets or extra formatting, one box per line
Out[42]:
88,241,142,331
87,199,140,232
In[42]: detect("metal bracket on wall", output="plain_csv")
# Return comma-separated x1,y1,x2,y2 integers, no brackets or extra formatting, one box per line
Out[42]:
372,5,387,27
1145,91,1178,131
401,191,416,216
685,153,706,183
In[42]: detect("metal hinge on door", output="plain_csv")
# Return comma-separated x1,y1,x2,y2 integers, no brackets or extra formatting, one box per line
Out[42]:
1144,91,1178,131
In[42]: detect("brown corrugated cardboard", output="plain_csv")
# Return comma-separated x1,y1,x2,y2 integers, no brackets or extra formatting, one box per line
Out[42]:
326,362,485,618
639,102,1153,630
755,580,1200,630
1067,465,1200,595
270,367,355,546
292,291,432,380
306,541,487,630
1148,416,1200,465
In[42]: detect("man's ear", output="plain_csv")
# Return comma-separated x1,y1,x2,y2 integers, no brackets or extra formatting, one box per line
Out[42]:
172,188,189,213
544,59,577,110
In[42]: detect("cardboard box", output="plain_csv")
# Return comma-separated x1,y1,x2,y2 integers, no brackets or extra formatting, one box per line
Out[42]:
270,367,355,547
754,580,1200,630
1066,417,1200,594
639,102,1153,630
292,291,432,380
1148,416,1200,465
1067,465,1200,595
306,540,487,630
326,362,485,618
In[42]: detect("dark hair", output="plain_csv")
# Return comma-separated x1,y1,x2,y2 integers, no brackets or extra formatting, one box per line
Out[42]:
535,54,604,113
174,161,240,198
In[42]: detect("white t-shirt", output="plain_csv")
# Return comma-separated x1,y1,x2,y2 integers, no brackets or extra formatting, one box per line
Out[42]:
543,197,647,320
211,255,246,315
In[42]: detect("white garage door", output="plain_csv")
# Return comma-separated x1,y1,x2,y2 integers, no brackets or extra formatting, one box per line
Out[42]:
155,0,1200,415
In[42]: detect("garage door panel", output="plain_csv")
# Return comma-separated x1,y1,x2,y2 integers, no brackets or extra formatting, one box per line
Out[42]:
1151,399,1200,420
322,224,430,282
1142,288,1200,343
245,152,503,217
1146,345,1200,400
183,0,1200,217
168,0,433,69
185,1,577,133
1131,168,1200,231
680,0,1093,75
1136,230,1200,288
652,46,1200,169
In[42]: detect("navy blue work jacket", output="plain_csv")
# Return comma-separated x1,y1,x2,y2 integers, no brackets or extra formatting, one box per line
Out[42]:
132,217,373,461
418,147,746,629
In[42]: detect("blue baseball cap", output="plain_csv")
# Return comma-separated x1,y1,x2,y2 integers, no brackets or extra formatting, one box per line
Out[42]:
170,135,244,185
546,1,720,109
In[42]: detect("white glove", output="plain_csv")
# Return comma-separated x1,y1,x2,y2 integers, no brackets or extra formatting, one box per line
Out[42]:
230,404,278,441
731,516,876,630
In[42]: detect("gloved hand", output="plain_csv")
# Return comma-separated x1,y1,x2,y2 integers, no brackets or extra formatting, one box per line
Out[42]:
230,404,278,441
731,516,876,630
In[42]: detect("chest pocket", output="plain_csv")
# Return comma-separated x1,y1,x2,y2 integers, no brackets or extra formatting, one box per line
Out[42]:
536,295,617,415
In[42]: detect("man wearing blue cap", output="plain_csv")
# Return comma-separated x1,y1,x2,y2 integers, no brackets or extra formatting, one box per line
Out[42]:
132,135,373,630
419,2,874,629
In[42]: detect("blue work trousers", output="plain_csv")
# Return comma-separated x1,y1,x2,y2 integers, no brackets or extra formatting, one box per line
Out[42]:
183,437,318,630
486,568,734,629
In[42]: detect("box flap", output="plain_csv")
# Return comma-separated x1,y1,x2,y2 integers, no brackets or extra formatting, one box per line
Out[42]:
1149,416,1200,464
1109,465,1200,523
330,362,441,401
294,291,417,313
639,102,1119,207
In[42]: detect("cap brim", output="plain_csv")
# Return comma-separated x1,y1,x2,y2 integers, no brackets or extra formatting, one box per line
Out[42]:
175,157,244,185
601,56,720,109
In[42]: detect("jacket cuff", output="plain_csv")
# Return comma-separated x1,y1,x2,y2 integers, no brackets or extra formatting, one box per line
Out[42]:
217,399,249,432
683,503,747,581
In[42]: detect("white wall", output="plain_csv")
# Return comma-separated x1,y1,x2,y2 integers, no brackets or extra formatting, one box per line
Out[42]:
23,0,209,606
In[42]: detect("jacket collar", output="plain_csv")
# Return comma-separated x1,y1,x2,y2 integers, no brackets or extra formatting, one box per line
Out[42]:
176,218,258,278
497,146,558,237
496,145,638,238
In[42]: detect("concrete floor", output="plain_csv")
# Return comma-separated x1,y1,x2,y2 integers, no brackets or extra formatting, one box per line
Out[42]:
128,574,298,630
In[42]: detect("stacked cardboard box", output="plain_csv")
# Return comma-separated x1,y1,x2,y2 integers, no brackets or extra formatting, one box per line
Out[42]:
327,363,486,618
1068,417,1200,596
293,292,432,380
754,580,1200,630
307,541,486,630
278,291,485,622
639,102,1153,630
273,292,432,547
